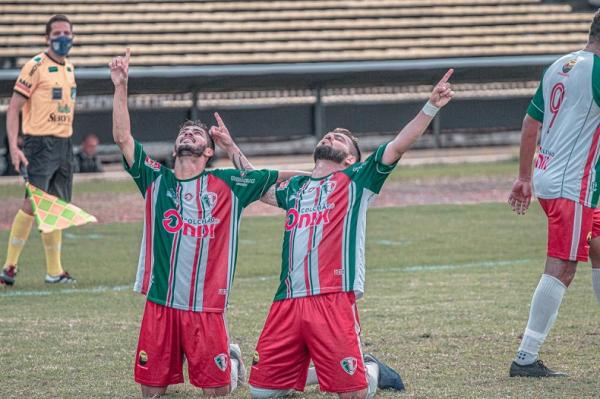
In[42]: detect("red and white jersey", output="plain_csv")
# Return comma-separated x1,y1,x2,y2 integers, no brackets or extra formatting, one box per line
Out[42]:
528,50,600,207
273,144,397,301
125,141,278,312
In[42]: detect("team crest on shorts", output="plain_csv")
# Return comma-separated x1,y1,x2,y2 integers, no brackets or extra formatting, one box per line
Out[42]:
214,353,228,371
138,350,148,366
252,351,260,365
340,357,358,375
588,231,593,244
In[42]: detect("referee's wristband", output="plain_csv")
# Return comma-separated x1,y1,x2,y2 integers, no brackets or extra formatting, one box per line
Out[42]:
422,101,440,117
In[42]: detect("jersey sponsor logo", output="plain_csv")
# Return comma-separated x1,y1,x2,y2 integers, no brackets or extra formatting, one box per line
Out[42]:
47,112,71,124
17,78,31,89
52,87,62,100
561,59,577,74
535,147,555,171
184,192,194,202
162,192,220,238
285,205,332,231
340,357,358,375
57,103,71,114
286,181,337,230
144,156,161,171
214,353,228,371
29,60,43,77
48,66,58,73
16,78,32,93
230,175,256,186
71,87,77,99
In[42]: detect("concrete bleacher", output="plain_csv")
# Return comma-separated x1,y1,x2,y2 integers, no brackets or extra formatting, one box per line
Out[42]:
0,0,594,67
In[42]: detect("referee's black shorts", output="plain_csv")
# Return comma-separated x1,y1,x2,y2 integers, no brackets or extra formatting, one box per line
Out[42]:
23,135,74,202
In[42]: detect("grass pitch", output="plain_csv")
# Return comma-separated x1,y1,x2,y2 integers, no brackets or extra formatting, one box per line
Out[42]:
0,160,599,398
1,202,600,398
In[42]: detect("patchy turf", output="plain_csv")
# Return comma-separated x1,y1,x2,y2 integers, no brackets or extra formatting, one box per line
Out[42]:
1,204,599,398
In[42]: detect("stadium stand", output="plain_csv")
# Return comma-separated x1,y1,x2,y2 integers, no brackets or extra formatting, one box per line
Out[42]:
0,0,597,161
0,0,593,67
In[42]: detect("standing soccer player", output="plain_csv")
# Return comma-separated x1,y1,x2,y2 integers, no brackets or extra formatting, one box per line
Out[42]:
508,10,600,377
212,70,454,398
1,15,77,285
109,49,297,397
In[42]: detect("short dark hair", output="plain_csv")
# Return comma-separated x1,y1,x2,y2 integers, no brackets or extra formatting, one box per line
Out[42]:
46,15,72,36
590,10,600,42
332,127,361,162
178,120,214,150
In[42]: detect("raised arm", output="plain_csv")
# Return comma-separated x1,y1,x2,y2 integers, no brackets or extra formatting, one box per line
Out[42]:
209,112,309,181
381,69,455,165
109,48,135,167
210,112,255,170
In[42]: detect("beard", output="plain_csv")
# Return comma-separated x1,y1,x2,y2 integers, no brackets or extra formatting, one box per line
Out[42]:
313,144,347,163
175,144,206,158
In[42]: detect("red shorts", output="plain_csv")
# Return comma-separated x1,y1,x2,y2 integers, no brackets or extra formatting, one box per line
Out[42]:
248,292,368,394
539,198,597,262
134,300,231,388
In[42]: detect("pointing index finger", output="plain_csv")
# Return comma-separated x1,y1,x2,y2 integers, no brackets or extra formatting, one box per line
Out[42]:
438,68,454,84
214,112,225,128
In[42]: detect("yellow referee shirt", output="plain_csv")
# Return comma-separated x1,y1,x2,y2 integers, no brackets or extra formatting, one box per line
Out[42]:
13,52,76,138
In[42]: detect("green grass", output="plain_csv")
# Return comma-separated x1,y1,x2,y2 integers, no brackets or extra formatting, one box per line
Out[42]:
0,160,518,200
1,203,599,398
0,179,138,200
388,159,517,182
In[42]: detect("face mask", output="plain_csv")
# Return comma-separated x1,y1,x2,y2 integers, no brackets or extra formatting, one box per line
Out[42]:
50,36,72,56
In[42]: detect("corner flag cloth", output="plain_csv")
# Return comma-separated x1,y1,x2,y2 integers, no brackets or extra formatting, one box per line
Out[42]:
26,182,97,233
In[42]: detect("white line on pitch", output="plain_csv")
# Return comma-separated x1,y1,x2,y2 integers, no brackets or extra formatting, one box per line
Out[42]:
0,259,531,298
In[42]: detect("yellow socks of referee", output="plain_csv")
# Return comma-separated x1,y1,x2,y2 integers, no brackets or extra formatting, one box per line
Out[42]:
4,209,34,269
41,230,63,277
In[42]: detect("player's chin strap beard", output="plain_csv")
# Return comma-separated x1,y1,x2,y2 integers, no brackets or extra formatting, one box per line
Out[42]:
175,144,206,158
313,145,347,163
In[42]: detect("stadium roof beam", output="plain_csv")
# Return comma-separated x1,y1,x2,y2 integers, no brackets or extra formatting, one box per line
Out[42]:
0,55,561,95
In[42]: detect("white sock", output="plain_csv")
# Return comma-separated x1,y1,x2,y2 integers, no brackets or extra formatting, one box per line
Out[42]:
305,366,319,385
230,358,239,392
592,269,600,304
515,274,566,365
365,361,379,399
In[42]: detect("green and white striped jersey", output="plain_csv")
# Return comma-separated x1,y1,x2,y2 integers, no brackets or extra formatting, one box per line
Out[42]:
125,141,278,312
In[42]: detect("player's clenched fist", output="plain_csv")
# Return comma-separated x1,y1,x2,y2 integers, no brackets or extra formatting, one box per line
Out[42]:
109,48,130,87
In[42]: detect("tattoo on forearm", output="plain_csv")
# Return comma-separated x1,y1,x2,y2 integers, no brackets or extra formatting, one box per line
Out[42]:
260,186,277,206
232,150,254,170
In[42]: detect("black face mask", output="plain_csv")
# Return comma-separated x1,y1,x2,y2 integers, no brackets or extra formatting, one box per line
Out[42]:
313,144,347,163
175,144,206,158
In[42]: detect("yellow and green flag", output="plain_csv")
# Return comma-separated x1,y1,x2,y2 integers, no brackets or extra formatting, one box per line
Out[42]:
26,182,97,233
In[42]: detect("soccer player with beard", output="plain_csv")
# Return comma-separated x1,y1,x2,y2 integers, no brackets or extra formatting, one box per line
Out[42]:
110,49,303,398
211,70,454,398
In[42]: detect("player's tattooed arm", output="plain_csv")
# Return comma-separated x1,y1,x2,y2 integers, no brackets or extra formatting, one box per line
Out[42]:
231,149,255,171
209,112,256,171
260,185,278,207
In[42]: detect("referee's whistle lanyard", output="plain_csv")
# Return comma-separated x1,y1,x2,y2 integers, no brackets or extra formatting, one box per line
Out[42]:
50,36,72,57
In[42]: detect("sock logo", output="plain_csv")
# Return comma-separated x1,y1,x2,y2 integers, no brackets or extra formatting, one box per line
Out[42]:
340,357,358,375
214,353,228,371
